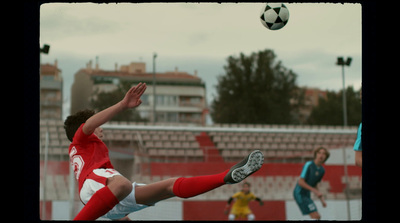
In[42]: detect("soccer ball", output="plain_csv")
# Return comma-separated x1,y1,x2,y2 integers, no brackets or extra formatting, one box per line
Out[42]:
260,3,290,30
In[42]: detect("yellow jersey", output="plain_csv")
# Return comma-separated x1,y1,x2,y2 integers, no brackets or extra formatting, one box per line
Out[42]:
230,191,257,216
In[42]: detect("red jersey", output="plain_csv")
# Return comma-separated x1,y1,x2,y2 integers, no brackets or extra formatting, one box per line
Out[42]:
68,123,114,191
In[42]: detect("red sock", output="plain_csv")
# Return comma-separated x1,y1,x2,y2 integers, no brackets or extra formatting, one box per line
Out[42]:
172,170,228,198
74,186,119,220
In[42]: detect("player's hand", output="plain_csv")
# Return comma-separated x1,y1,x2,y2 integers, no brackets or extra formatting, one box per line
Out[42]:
121,82,147,109
314,190,323,198
319,194,327,208
224,206,230,215
321,199,327,208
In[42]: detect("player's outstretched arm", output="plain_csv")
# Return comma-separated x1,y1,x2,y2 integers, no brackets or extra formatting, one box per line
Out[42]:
255,197,264,206
224,197,234,215
355,151,362,168
83,82,147,135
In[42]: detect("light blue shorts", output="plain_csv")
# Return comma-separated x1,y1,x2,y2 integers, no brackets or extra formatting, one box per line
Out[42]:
102,182,150,220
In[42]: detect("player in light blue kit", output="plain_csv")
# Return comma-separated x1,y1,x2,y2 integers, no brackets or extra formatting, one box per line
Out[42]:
353,88,362,168
293,147,330,220
354,86,362,168
354,122,362,167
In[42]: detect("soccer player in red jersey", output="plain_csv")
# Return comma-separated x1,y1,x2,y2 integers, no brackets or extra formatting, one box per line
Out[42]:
64,82,264,220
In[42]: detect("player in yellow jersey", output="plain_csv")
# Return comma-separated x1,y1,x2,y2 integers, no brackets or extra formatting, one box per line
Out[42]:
224,182,263,221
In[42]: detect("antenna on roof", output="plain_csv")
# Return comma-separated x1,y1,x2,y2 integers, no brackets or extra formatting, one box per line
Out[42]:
95,56,99,71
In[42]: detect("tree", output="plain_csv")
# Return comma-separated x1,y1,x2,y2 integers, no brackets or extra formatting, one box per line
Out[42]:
211,49,302,124
90,81,146,122
307,86,361,126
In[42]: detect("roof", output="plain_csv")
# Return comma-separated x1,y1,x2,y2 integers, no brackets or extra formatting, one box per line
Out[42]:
40,63,61,75
304,88,327,97
81,69,203,84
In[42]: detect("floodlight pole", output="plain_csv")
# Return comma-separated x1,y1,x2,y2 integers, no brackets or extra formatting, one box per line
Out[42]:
40,44,50,67
341,64,347,126
336,57,352,127
342,147,351,220
337,56,352,220
42,131,49,219
69,165,75,220
40,44,50,220
152,52,157,124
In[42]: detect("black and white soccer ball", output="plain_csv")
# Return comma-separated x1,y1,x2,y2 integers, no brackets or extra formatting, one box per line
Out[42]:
260,3,290,30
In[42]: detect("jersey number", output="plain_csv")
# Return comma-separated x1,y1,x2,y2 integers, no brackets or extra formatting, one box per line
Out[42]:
69,146,85,180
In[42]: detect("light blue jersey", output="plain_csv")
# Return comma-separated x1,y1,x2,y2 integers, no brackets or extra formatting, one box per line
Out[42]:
293,161,325,215
353,123,362,151
294,161,325,197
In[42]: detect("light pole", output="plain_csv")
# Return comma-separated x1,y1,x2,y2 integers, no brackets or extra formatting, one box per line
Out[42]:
40,44,50,54
39,44,50,70
40,43,50,219
152,52,157,124
336,57,352,126
336,56,352,220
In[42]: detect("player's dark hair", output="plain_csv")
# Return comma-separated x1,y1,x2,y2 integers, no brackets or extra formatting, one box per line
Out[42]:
64,109,95,142
313,146,330,163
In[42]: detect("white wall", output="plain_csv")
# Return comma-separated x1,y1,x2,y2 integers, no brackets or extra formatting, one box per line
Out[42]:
126,200,183,220
51,200,182,220
51,199,361,220
285,199,361,220
325,147,355,165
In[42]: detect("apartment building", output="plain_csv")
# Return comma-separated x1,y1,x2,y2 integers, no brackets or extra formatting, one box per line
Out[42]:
71,61,208,125
40,60,63,119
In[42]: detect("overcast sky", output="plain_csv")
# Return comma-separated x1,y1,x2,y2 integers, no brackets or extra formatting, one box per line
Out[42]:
40,3,362,119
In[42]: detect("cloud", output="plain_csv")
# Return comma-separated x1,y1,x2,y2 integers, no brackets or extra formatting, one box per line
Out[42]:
280,49,361,91
40,3,123,41
40,2,362,115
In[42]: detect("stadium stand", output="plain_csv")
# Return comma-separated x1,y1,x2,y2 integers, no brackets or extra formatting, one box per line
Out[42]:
40,120,361,219
40,120,357,162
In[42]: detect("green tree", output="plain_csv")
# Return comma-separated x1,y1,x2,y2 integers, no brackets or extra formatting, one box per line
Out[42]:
211,49,303,124
90,81,146,122
307,86,361,126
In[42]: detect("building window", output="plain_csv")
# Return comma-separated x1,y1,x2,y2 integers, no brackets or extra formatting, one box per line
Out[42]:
179,96,202,107
156,112,178,123
41,75,54,81
179,112,201,123
156,95,178,106
141,94,149,106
